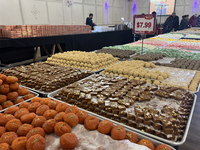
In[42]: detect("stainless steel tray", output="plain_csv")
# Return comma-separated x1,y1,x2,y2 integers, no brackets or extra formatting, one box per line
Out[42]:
0,90,39,113
45,98,175,150
48,88,197,146
0,97,175,150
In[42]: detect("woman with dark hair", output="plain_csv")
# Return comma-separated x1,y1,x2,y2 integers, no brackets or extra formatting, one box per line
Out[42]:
163,16,173,33
180,15,189,30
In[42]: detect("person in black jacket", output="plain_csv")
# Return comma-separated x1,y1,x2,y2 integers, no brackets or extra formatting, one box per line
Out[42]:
171,12,179,31
180,15,189,30
163,16,173,33
86,13,96,30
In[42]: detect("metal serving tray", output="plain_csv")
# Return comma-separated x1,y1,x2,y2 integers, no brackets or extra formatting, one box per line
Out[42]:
45,98,175,150
0,90,39,113
0,97,175,150
48,88,197,146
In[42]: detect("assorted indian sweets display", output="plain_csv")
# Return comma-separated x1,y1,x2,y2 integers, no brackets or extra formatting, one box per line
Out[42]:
52,74,194,142
46,51,119,72
0,97,170,150
1,28,200,150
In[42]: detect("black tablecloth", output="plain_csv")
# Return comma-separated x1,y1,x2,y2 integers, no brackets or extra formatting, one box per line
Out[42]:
0,29,134,64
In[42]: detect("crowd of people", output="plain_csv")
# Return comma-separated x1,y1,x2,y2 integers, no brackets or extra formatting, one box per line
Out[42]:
162,12,200,33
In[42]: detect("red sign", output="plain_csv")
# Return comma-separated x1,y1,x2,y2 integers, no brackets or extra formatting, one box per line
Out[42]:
133,14,156,35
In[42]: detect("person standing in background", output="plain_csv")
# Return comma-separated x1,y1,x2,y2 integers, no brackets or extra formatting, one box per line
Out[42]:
163,16,173,33
171,12,179,31
189,14,198,27
86,13,96,30
186,15,189,24
197,15,200,26
180,15,189,30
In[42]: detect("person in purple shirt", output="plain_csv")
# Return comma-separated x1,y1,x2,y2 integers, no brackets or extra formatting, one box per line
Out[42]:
86,13,96,30
189,14,198,27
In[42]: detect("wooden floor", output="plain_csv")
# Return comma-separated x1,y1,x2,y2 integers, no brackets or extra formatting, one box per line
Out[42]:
179,92,200,150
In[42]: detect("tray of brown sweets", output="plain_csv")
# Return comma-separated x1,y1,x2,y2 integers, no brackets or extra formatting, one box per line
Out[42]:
1,62,92,96
48,74,197,146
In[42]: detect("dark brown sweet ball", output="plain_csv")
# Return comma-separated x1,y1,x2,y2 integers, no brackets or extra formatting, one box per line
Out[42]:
36,105,50,116
28,102,41,113
26,134,45,150
42,119,57,134
14,108,29,119
26,127,45,139
17,124,34,136
5,119,22,132
31,116,46,128
0,132,18,145
20,113,36,124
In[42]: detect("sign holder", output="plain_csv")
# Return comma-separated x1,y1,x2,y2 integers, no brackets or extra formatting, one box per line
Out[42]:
133,14,156,54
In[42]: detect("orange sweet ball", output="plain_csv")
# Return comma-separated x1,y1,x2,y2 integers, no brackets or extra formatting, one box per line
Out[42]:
11,137,27,150
31,116,46,128
111,125,126,140
138,139,155,150
0,114,15,126
9,83,19,91
0,79,2,86
4,106,20,115
40,98,51,105
0,143,10,150
26,127,45,139
155,144,171,150
54,112,65,122
14,108,29,119
36,105,50,116
13,98,24,105
42,119,57,134
26,134,45,150
98,120,114,134
0,74,7,82
28,102,41,113
24,94,34,100
65,106,79,114
0,132,18,145
55,103,69,112
16,124,34,136
20,113,36,124
43,109,57,120
2,101,14,109
17,87,29,96
64,113,79,128
54,122,71,136
125,131,138,143
77,110,89,124
6,76,18,84
0,95,7,103
0,84,10,95
84,116,99,130
5,119,22,132
31,97,42,103
7,92,18,100
48,100,60,109
60,133,78,149
0,126,6,137
19,102,30,109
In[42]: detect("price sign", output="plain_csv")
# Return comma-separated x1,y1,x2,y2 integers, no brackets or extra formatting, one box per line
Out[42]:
133,14,156,35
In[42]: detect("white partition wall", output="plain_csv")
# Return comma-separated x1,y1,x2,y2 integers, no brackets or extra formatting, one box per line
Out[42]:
127,0,200,24
0,0,129,25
